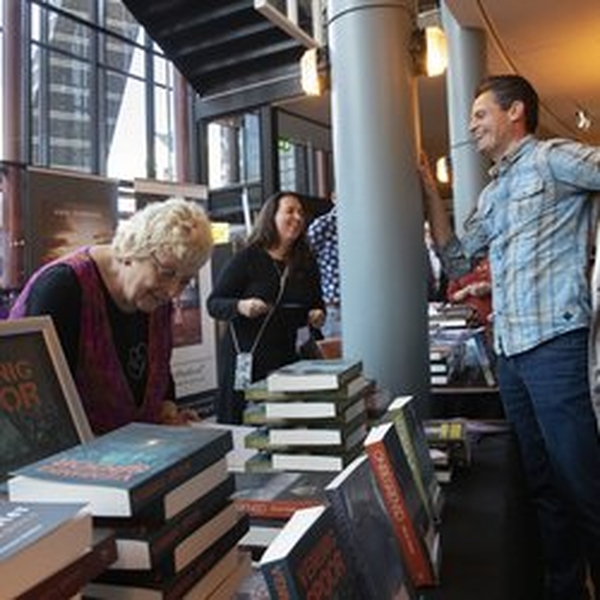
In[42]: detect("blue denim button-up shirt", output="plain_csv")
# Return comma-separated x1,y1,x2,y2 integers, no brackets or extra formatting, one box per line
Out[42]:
440,135,600,356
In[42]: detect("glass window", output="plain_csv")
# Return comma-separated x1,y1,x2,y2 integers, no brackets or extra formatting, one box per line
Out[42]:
105,70,147,179
104,0,141,43
154,82,175,181
208,113,260,189
44,0,94,22
45,9,93,60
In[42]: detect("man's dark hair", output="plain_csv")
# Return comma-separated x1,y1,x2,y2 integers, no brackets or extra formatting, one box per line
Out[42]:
475,75,539,133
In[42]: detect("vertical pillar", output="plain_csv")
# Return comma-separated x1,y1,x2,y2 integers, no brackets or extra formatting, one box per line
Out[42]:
174,69,193,183
2,0,26,289
328,0,430,414
441,1,487,235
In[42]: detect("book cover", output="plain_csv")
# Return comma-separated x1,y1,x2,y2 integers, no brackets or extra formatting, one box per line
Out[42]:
8,422,232,518
0,499,93,599
259,504,360,599
100,475,235,574
233,471,332,520
325,454,416,600
16,527,117,600
364,422,439,587
266,359,363,393
384,395,443,523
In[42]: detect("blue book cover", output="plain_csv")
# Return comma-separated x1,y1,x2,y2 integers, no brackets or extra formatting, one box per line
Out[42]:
260,504,360,599
8,422,232,518
325,454,417,600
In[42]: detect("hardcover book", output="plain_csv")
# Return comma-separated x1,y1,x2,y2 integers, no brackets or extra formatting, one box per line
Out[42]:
324,455,416,600
384,395,443,522
259,504,360,599
7,422,232,518
266,359,363,393
233,471,332,520
364,422,440,587
0,499,93,599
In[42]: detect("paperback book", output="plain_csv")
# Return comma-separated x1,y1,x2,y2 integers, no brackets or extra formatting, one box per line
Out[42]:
384,395,443,522
325,455,417,600
8,422,233,518
259,504,361,599
232,471,332,520
364,422,440,587
0,499,93,599
266,358,363,393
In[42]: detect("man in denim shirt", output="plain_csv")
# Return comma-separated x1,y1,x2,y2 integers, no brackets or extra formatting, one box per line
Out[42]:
422,74,600,599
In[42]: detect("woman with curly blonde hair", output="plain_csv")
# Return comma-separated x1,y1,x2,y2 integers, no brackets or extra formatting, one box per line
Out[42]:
10,198,213,434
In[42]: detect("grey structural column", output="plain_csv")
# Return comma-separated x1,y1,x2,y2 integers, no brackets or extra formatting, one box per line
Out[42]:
328,0,431,415
441,1,487,235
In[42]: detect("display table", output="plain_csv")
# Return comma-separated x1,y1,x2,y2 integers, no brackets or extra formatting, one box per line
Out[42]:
431,385,503,420
425,430,544,600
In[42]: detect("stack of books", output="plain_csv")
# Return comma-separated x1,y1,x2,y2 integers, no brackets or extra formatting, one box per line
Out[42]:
7,422,251,598
0,498,101,599
242,358,372,473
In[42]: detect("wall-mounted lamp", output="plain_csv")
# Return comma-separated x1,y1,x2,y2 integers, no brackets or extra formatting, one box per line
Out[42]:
412,7,448,77
300,47,329,96
411,26,448,77
435,155,451,184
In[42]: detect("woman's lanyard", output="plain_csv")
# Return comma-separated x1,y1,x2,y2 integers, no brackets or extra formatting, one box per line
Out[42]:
230,263,289,356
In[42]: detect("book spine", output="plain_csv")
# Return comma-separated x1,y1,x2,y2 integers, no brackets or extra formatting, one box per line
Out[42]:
366,439,434,587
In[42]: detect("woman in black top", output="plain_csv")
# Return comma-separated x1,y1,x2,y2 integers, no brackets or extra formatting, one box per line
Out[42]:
207,191,325,423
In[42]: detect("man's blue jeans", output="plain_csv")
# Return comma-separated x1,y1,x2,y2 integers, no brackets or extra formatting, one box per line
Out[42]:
498,329,600,599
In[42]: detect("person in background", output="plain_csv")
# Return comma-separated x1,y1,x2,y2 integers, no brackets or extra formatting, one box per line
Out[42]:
10,198,213,434
421,74,600,599
207,191,325,424
425,220,448,302
307,192,342,338
446,255,492,327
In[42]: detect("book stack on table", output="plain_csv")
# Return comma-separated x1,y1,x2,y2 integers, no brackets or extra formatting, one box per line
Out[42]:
7,422,252,599
242,358,373,474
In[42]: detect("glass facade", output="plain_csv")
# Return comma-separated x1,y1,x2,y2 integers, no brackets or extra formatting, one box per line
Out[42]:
4,0,176,182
